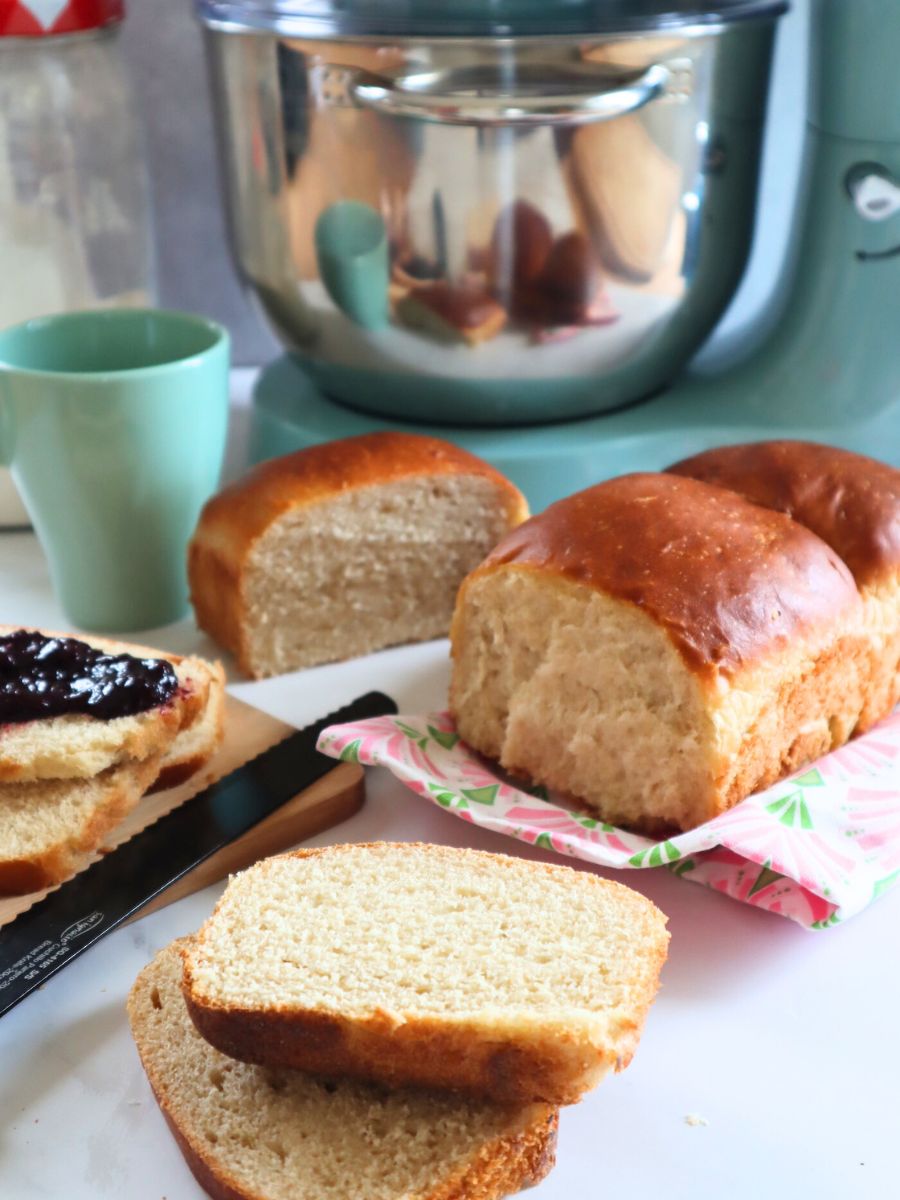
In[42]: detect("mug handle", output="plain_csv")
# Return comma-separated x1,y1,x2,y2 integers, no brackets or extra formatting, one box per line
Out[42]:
352,63,668,128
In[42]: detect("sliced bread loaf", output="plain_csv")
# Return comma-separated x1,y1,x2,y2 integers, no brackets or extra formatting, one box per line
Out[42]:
0,752,164,893
450,472,871,833
0,627,212,783
188,433,529,678
182,843,669,1106
130,941,559,1200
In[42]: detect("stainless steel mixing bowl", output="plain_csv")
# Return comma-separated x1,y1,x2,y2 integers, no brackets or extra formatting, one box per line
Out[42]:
198,0,786,425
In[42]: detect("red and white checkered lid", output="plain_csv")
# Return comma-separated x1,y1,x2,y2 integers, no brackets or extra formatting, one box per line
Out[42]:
0,0,124,35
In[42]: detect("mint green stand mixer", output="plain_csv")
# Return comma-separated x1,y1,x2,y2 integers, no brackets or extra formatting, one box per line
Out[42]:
238,0,899,510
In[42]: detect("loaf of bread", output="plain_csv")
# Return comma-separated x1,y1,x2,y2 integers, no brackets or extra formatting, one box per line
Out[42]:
668,440,900,728
130,941,559,1200
0,627,224,892
188,433,528,679
450,472,873,834
181,842,668,1106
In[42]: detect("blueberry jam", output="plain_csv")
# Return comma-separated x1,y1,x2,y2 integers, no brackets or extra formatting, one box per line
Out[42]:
0,630,177,723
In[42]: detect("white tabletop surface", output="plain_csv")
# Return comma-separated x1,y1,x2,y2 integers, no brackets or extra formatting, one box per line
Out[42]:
1,384,898,1199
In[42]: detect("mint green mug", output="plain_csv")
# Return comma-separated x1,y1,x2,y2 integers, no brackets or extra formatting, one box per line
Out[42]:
0,309,229,632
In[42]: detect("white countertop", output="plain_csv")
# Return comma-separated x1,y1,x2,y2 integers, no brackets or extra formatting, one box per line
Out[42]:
1,388,898,1199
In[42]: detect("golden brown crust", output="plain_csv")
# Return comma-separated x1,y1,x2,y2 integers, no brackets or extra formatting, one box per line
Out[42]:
151,753,209,792
182,843,668,1105
668,440,900,590
188,546,252,677
708,629,871,822
182,997,615,1108
859,627,900,730
0,857,56,894
427,1108,558,1200
188,433,529,677
191,433,527,572
471,472,862,679
155,1101,248,1200
170,656,213,733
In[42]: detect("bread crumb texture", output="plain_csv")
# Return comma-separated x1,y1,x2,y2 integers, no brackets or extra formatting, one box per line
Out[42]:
0,754,163,894
240,476,521,676
129,942,559,1200
182,843,668,1104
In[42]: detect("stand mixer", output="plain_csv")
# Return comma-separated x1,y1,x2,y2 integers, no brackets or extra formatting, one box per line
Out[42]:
201,0,899,510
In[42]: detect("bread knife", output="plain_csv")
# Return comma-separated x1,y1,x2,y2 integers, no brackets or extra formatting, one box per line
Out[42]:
0,690,396,1019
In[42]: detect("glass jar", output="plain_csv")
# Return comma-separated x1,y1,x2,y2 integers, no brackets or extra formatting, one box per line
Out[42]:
0,0,156,525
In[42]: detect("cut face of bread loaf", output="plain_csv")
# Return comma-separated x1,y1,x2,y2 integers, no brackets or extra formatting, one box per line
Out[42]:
188,433,528,679
450,472,871,834
668,440,900,730
130,941,559,1200
181,843,669,1107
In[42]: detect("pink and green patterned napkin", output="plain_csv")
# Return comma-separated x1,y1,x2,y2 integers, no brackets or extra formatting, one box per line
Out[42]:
317,712,900,929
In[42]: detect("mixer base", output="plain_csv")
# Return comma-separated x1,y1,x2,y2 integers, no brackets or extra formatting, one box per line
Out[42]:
251,354,900,512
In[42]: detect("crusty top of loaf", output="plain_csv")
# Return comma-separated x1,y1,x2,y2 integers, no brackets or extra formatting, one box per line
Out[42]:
668,440,900,590
469,472,861,678
191,432,528,558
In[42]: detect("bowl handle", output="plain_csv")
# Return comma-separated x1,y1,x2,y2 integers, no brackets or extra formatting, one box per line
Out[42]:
352,63,668,128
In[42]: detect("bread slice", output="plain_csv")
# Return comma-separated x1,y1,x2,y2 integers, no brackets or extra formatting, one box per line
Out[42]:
182,843,669,1106
130,941,559,1200
188,433,529,678
151,658,226,793
0,627,211,783
0,753,164,894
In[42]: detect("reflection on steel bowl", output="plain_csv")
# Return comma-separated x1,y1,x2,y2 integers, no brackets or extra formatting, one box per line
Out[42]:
198,0,785,425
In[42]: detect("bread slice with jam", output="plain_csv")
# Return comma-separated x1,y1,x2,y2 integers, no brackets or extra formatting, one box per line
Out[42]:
0,626,205,783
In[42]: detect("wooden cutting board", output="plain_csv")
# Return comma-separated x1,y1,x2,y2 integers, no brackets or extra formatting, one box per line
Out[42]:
0,695,365,926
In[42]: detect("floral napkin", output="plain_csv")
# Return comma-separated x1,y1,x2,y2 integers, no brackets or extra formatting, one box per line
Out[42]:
317,712,900,929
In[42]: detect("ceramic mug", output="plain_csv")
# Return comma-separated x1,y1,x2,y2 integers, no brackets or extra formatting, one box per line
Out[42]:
0,309,229,632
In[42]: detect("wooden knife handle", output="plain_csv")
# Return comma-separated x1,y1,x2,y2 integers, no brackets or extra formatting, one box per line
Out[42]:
130,761,365,921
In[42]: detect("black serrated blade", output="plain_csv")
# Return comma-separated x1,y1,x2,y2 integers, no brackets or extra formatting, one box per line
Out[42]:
0,690,396,1018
